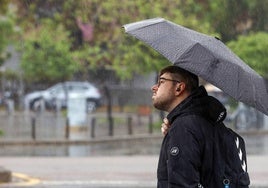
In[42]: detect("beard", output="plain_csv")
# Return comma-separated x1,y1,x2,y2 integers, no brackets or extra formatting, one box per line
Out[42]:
152,95,173,112
153,101,168,111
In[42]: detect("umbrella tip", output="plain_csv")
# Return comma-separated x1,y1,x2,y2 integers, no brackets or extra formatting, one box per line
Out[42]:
123,17,165,32
214,36,221,41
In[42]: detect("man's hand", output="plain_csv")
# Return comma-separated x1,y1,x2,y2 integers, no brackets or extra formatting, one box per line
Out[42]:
161,118,171,136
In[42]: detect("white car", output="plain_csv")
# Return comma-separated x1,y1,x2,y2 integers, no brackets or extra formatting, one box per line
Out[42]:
24,81,101,112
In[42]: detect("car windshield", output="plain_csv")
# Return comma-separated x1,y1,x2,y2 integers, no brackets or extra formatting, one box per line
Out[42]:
68,84,89,91
48,84,63,94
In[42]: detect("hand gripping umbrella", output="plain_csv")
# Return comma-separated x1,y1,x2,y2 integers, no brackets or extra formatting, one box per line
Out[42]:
123,17,268,116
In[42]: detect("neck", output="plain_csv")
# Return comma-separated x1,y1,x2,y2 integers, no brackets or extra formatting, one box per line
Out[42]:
167,91,190,113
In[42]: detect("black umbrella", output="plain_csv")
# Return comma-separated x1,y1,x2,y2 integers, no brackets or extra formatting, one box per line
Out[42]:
123,17,268,116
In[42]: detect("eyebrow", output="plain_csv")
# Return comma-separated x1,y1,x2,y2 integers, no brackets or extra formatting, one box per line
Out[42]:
159,77,180,83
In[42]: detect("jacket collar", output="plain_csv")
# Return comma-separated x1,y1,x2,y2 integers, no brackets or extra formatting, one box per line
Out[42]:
167,86,226,124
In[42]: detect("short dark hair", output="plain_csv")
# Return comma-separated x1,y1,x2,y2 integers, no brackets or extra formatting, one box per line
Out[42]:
159,66,199,92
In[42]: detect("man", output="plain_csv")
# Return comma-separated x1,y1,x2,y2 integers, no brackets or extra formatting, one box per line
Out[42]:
151,65,227,187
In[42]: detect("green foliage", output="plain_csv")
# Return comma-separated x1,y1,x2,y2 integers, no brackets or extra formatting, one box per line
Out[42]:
20,19,79,83
227,32,268,78
248,0,268,31
7,0,268,83
68,0,215,80
0,0,9,13
205,0,250,42
0,5,14,65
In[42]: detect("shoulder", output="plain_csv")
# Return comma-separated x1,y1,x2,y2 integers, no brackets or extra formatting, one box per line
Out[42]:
173,114,211,128
170,114,213,136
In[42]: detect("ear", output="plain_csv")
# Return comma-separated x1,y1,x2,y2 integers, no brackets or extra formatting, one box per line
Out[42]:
175,83,186,95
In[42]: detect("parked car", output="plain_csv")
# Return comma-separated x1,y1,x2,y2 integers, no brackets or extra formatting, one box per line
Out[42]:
24,81,101,112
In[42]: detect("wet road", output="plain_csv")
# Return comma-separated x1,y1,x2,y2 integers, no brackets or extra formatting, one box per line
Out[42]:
0,155,268,188
0,132,268,156
0,156,157,188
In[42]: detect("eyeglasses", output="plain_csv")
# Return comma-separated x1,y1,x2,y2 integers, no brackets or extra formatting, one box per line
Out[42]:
157,77,180,87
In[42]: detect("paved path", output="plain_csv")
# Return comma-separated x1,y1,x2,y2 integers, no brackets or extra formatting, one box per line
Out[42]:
0,155,267,188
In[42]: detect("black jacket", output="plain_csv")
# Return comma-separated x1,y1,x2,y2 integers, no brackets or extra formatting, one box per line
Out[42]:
157,86,227,188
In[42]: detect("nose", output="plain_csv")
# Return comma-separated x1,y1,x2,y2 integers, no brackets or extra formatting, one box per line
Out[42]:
151,84,158,91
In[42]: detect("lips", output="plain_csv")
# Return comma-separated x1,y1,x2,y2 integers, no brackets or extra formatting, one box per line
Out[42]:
152,94,156,100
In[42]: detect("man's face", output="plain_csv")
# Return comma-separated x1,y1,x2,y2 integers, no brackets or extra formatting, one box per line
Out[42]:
151,72,178,112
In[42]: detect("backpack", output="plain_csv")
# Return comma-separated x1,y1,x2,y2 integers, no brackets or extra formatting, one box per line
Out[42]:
203,122,250,188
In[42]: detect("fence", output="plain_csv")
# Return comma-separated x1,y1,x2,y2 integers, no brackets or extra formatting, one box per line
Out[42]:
0,110,158,142
1,110,268,156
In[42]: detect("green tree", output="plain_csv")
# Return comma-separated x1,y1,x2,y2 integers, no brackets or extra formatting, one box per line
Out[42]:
12,0,216,81
0,0,14,65
204,0,250,42
227,32,268,78
248,0,268,32
0,0,9,13
205,0,268,42
66,0,215,80
14,0,267,82
20,19,78,84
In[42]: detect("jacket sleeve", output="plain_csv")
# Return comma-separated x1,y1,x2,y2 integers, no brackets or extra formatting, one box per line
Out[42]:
166,117,203,187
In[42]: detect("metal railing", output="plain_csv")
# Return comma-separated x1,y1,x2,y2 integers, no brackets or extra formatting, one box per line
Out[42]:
0,110,156,142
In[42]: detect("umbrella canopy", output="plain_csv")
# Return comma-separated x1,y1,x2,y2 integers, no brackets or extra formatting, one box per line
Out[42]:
124,17,268,116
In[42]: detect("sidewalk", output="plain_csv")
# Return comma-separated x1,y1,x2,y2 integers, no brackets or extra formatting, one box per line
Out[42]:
0,155,267,188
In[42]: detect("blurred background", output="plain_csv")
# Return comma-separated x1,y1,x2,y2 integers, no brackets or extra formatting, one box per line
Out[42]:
0,0,267,186
0,0,267,155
